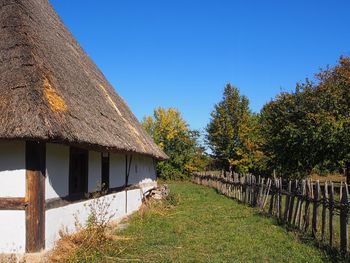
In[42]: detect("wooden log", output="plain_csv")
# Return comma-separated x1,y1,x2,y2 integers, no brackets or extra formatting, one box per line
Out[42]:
329,182,335,247
321,182,328,243
312,180,320,238
340,183,349,253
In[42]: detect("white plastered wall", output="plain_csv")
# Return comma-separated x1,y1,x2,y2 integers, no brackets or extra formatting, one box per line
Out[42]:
0,211,26,253
110,153,126,188
45,191,127,249
0,141,26,253
126,189,143,215
128,154,157,193
88,151,101,192
46,143,70,200
45,152,155,249
0,140,26,198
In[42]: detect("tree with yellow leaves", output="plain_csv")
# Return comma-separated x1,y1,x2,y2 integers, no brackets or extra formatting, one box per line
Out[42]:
143,107,209,179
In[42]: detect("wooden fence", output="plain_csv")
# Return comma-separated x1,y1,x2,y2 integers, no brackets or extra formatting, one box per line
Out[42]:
192,172,350,254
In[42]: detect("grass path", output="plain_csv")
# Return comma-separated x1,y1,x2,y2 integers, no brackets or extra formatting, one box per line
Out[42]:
114,182,331,262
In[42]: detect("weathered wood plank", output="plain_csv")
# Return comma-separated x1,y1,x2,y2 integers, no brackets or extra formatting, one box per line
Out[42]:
284,181,292,222
303,180,311,233
312,181,320,238
0,198,27,210
293,180,302,226
288,181,296,224
329,182,335,247
340,183,349,253
298,180,306,229
321,182,328,243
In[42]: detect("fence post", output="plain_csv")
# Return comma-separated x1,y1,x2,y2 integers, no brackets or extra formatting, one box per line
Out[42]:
284,181,291,222
293,181,301,226
312,180,320,238
298,180,306,229
303,180,311,233
340,183,349,254
278,178,283,219
288,180,297,224
263,178,271,211
269,179,275,215
321,181,328,243
329,182,334,247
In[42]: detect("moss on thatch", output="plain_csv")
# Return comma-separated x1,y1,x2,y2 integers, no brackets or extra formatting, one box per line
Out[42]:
0,0,167,159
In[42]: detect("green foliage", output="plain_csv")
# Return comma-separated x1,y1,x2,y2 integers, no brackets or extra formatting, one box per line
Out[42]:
143,107,209,180
206,83,265,174
260,56,350,178
206,57,350,178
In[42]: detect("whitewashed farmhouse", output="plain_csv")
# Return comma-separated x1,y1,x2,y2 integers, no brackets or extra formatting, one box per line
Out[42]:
0,0,167,254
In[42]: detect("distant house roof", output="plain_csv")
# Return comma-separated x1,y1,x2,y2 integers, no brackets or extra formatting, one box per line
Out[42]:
0,0,167,159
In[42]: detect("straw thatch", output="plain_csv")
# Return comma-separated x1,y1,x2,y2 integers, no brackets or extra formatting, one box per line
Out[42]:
0,0,167,159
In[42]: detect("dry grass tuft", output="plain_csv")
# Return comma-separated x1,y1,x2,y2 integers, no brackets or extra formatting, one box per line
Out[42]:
47,225,113,263
47,191,119,263
0,254,18,263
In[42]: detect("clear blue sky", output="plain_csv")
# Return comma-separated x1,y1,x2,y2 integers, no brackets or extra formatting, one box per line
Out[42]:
50,0,350,130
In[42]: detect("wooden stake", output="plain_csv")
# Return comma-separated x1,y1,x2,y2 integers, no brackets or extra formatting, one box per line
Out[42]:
329,182,334,247
340,183,349,253
321,182,328,243
312,181,320,238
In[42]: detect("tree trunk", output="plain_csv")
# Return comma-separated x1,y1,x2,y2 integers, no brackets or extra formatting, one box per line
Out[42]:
346,162,350,185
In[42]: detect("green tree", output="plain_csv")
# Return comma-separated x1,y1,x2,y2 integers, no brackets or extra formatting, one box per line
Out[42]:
143,107,208,180
260,56,350,178
206,83,264,173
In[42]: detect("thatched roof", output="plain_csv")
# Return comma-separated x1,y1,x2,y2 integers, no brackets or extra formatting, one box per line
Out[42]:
0,0,167,159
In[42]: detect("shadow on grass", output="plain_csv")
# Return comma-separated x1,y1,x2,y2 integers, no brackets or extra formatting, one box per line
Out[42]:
210,187,345,262
255,211,347,263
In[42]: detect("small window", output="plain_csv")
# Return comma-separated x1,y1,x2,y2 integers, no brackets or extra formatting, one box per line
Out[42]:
69,147,88,195
101,153,110,191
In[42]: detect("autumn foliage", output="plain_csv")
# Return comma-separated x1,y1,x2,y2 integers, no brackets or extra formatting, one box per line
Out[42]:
143,107,208,179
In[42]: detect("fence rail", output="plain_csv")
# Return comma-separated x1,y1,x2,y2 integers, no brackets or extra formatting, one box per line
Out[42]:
192,172,350,254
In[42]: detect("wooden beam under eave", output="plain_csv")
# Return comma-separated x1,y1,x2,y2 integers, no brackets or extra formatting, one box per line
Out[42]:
25,141,46,253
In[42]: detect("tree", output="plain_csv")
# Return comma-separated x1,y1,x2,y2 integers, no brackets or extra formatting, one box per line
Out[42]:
260,56,350,178
143,107,208,180
206,83,264,174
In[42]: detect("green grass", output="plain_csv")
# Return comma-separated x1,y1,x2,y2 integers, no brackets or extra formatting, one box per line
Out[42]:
107,182,331,263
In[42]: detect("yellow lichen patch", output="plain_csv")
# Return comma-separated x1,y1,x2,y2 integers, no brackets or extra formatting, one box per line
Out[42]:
43,78,67,113
99,84,122,117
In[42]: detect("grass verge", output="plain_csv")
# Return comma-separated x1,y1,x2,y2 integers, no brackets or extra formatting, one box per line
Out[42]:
50,182,333,262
